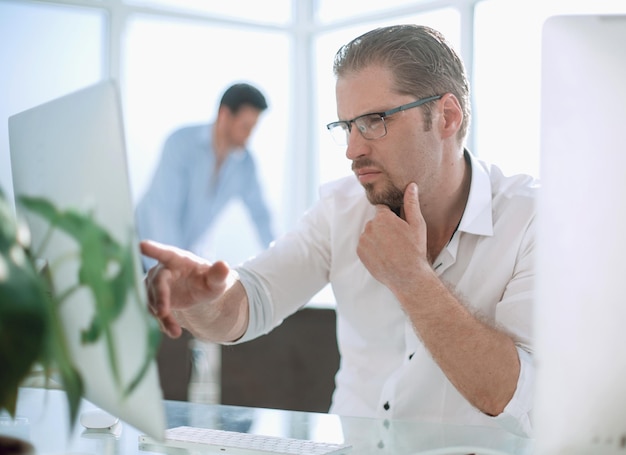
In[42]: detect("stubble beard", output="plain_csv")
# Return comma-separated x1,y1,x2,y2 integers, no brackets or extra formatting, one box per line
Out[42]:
362,179,404,214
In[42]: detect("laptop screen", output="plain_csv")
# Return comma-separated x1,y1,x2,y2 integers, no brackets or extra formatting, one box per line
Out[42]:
8,80,165,439
536,14,626,453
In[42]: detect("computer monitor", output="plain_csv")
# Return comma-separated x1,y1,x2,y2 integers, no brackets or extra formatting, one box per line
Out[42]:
536,14,626,454
8,81,165,439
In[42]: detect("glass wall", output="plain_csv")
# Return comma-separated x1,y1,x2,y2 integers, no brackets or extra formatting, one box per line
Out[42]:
473,0,626,178
123,15,290,264
2,0,626,266
125,0,291,24
0,0,104,203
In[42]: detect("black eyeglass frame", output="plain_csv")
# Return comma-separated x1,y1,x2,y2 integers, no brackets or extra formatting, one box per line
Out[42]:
326,94,443,143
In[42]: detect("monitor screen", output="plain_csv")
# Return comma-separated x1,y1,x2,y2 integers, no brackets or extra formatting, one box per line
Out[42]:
8,81,165,439
536,14,626,454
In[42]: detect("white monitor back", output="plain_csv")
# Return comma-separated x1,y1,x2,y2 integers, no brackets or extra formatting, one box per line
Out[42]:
8,81,165,438
536,14,626,454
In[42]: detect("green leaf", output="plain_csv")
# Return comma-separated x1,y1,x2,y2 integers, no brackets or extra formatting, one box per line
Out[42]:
1,191,161,429
17,195,161,410
0,189,48,417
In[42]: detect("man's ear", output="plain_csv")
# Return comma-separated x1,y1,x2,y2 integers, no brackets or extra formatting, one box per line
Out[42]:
439,93,463,140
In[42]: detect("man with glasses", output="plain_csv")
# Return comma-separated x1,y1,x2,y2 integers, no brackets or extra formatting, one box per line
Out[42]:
141,25,537,438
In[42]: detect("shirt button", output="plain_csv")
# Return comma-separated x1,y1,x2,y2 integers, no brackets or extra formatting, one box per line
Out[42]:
383,401,390,411
408,352,414,360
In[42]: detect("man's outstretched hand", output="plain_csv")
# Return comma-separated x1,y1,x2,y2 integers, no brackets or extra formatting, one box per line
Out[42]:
140,240,230,338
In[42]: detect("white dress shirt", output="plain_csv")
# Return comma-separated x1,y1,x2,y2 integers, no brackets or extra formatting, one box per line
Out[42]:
235,151,538,437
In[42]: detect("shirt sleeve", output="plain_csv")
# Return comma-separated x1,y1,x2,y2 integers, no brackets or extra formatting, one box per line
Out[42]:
229,266,276,343
491,206,535,436
491,346,534,438
232,198,333,341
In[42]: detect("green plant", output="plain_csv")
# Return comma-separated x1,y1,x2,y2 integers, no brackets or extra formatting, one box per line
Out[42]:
0,187,160,427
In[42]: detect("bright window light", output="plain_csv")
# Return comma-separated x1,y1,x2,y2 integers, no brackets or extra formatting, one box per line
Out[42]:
123,15,290,264
0,1,104,203
125,0,292,25
474,0,626,178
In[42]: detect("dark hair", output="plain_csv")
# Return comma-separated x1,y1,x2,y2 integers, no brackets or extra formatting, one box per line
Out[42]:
219,83,268,114
333,24,470,142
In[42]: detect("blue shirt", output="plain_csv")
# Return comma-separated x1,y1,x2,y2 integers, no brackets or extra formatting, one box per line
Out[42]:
135,123,274,268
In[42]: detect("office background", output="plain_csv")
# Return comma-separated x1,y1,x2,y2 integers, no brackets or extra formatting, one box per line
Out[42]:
1,0,624,410
2,0,624,267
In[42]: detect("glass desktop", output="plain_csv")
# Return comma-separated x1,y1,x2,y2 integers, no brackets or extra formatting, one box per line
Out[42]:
1,388,533,455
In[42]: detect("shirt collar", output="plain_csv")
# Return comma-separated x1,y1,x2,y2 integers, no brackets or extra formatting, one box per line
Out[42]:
457,149,494,237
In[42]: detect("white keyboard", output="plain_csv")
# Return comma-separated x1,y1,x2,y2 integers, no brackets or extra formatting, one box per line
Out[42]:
138,426,352,455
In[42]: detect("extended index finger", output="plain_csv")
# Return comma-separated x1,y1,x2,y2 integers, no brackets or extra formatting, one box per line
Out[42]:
140,240,183,264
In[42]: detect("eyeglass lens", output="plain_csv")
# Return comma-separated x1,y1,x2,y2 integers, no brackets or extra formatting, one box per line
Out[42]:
330,114,386,145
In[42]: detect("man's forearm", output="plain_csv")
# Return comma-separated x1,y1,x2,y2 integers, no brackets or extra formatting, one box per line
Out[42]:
397,271,520,416
175,279,250,343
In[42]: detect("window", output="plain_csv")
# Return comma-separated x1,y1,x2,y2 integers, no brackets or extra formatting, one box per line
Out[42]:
123,14,290,264
0,0,104,202
473,0,626,178
316,0,434,23
3,0,626,267
125,0,292,25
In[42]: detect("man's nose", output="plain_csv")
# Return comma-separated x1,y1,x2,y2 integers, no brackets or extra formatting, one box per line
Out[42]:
345,129,369,161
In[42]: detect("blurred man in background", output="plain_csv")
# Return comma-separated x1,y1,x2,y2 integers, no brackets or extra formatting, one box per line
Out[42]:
136,83,274,270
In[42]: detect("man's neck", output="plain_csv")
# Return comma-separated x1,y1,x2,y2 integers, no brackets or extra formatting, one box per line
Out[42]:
212,124,231,171
423,150,472,262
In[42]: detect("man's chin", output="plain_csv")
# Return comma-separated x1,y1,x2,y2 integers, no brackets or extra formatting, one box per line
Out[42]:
362,183,377,204
363,183,404,210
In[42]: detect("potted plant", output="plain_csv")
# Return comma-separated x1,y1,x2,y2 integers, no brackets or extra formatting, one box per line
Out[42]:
0,186,161,448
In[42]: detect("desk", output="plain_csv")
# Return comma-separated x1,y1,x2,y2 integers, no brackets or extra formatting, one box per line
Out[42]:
1,388,533,454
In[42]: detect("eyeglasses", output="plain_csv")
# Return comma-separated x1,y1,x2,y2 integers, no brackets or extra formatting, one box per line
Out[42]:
326,95,442,146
